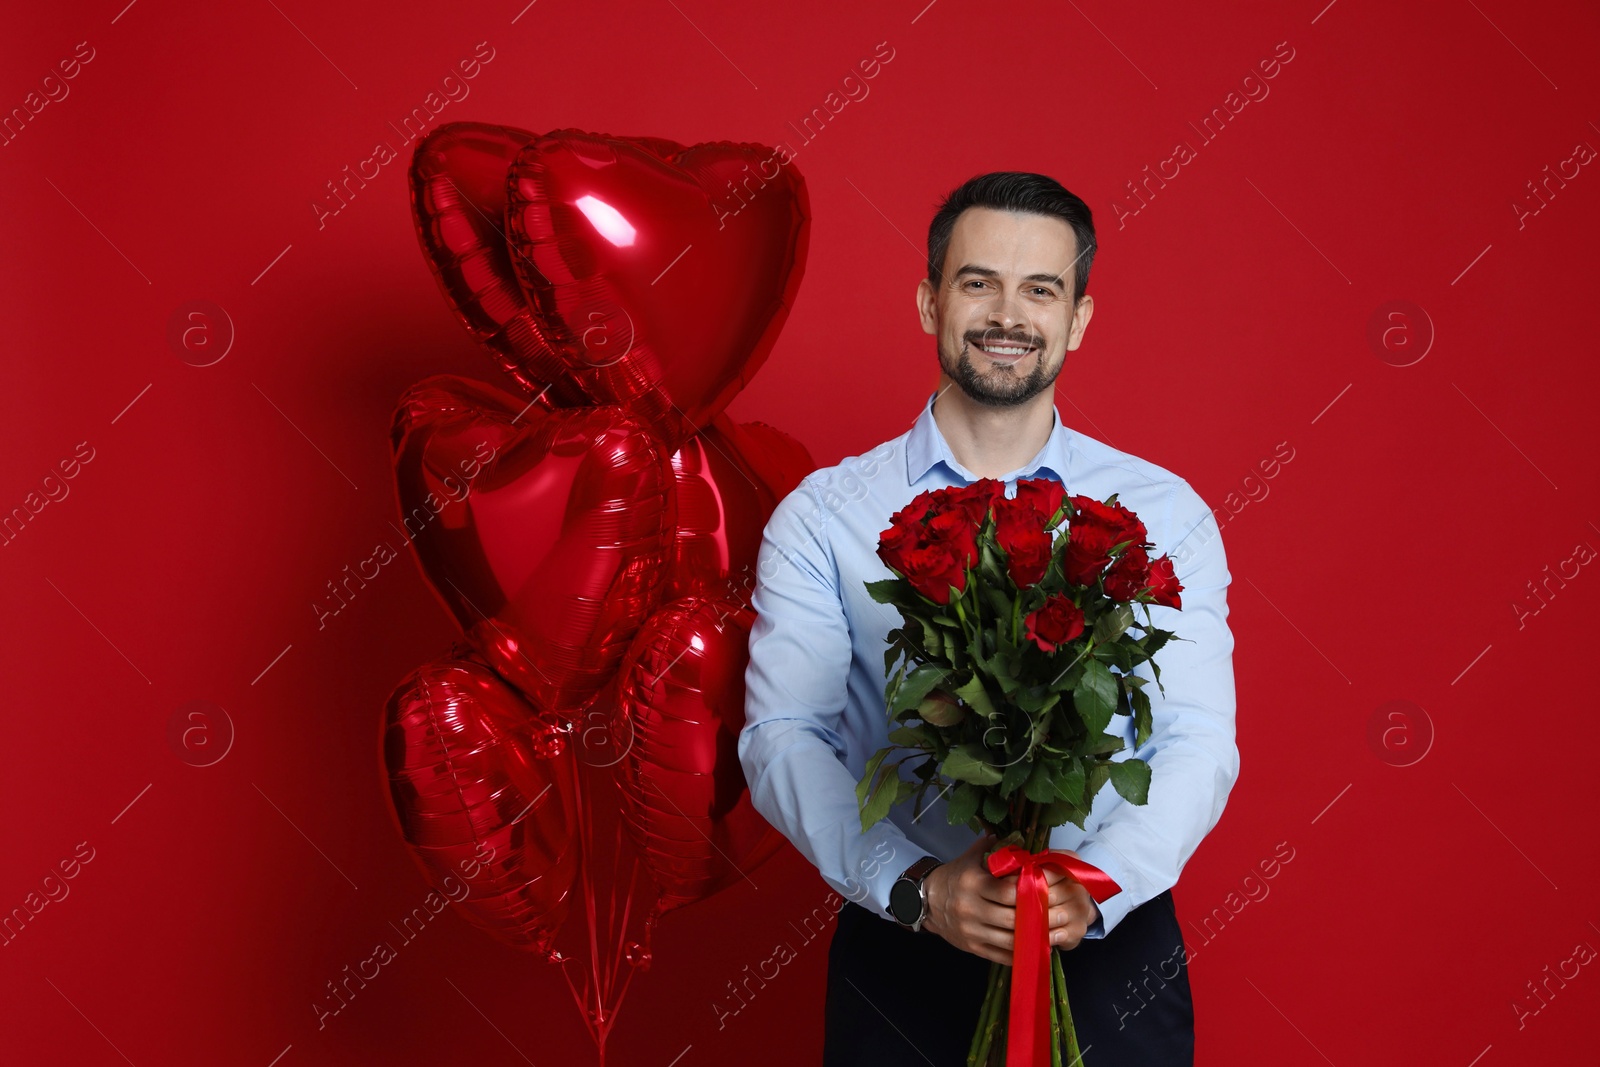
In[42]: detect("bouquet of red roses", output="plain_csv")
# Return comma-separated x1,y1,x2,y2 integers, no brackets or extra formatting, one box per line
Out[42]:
856,476,1184,1067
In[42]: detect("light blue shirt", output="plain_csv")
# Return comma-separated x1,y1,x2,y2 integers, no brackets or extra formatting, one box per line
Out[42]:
739,387,1239,937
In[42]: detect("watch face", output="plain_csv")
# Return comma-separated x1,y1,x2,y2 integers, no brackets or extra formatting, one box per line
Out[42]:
889,878,921,924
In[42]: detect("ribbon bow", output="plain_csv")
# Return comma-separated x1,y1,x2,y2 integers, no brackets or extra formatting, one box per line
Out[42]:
985,844,1122,1065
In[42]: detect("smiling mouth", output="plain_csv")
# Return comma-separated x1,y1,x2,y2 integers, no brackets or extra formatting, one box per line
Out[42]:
973,340,1037,361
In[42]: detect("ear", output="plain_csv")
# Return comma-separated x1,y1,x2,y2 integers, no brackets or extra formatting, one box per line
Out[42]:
916,277,938,335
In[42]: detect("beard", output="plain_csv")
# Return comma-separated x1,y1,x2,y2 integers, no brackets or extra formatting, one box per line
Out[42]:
940,332,1061,407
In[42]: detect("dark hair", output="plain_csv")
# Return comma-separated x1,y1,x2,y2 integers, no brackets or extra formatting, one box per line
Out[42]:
926,172,1096,304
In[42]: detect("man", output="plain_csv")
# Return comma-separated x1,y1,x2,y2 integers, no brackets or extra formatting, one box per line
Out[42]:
738,171,1238,1065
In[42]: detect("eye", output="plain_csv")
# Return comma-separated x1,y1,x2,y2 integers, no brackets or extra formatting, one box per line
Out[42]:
964,279,989,290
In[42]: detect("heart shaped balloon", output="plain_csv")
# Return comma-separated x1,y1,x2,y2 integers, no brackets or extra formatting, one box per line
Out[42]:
611,596,784,916
382,645,580,955
390,374,675,714
409,122,593,408
505,129,810,450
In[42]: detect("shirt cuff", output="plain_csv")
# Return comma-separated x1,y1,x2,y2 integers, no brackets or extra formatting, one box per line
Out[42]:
1068,839,1137,940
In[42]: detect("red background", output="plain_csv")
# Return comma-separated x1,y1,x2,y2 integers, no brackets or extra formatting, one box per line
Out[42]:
4,0,1598,1064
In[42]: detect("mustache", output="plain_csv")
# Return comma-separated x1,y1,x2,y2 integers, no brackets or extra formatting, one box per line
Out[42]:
965,332,1044,349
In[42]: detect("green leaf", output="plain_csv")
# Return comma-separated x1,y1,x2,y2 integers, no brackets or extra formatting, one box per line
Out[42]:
1023,759,1058,804
1141,629,1174,657
865,578,911,604
954,673,999,719
982,792,1009,825
1072,659,1118,735
942,743,1004,786
916,691,966,727
1109,758,1152,805
888,724,930,748
946,782,982,826
856,747,891,806
1093,602,1135,643
1084,760,1112,805
1001,757,1031,796
1052,760,1085,805
890,663,950,715
883,634,908,678
1131,687,1153,748
1085,731,1125,755
860,759,903,831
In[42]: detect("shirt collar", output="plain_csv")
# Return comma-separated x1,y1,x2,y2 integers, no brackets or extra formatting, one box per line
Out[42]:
904,387,1073,487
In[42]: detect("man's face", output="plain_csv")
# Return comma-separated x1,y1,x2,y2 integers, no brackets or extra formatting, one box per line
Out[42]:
916,207,1094,407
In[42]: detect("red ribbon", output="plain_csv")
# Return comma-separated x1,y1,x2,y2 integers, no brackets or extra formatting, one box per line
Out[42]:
985,844,1122,1065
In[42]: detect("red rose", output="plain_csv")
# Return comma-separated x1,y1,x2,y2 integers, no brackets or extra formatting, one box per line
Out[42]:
1068,494,1147,549
876,485,986,605
1063,520,1117,587
1102,544,1151,602
949,478,1006,527
1024,593,1085,653
1145,553,1183,609
1014,478,1066,525
993,496,1052,587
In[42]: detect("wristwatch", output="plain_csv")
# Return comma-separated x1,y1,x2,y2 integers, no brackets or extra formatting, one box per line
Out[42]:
888,855,943,932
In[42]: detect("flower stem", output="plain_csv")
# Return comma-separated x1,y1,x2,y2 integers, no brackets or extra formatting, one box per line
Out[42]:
968,960,1003,1067
1049,954,1063,1067
1054,949,1082,1065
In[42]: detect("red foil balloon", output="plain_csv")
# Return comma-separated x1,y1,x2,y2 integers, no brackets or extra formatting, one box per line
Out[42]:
409,122,592,408
612,596,784,916
390,374,675,714
665,412,816,605
505,129,811,450
382,646,580,955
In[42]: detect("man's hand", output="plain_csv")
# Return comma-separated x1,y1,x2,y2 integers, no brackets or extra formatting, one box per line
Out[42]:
921,833,1101,965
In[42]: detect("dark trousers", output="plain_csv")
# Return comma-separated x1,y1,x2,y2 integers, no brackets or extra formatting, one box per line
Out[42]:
822,890,1194,1066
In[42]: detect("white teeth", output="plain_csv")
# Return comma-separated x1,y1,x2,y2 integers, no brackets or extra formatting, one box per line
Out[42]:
982,344,1031,356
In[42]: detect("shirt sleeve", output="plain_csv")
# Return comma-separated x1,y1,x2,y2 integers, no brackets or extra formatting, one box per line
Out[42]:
1059,478,1240,939
739,474,929,921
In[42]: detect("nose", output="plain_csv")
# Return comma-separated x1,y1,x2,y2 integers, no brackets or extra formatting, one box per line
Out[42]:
986,288,1029,334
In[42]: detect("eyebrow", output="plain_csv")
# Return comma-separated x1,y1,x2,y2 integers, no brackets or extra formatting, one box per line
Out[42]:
953,265,1067,293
